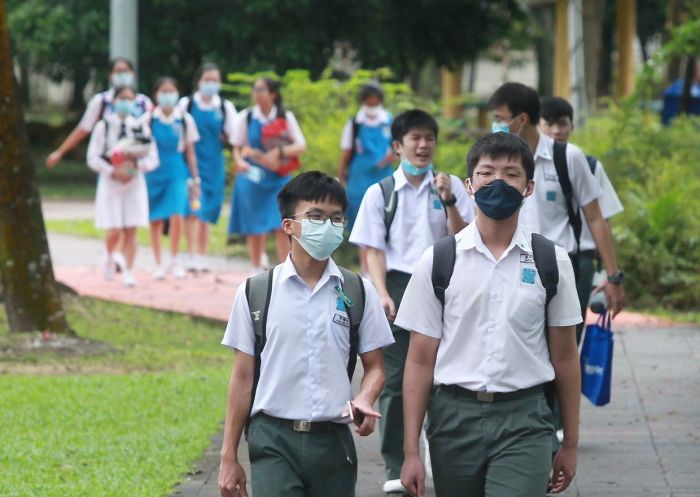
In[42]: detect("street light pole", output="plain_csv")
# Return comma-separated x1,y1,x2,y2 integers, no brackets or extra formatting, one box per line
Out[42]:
110,0,138,71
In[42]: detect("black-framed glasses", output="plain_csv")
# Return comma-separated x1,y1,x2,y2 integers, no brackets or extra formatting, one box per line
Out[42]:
291,210,347,228
473,171,524,185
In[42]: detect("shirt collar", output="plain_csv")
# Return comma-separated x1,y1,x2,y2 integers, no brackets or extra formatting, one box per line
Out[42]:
193,91,222,109
455,221,532,256
355,106,390,125
152,105,184,122
278,254,344,286
533,133,553,161
252,104,278,122
393,166,434,192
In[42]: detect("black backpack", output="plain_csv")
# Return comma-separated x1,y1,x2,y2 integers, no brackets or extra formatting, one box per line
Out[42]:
431,232,560,408
377,175,448,242
244,266,366,422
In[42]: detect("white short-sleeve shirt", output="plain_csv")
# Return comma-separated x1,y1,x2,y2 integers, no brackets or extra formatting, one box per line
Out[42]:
519,134,602,253
230,105,306,148
78,89,153,133
148,107,200,152
394,222,582,392
579,160,623,251
340,107,392,150
221,256,394,422
349,167,475,274
177,92,237,145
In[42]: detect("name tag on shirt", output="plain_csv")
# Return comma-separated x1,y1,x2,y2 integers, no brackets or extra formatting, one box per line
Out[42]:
333,313,350,327
544,173,559,182
520,253,535,264
521,267,537,284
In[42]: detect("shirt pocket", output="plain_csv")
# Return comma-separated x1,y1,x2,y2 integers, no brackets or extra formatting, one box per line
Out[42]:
507,286,546,336
329,309,351,361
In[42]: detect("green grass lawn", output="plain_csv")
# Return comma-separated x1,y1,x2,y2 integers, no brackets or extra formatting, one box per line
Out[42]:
0,295,232,497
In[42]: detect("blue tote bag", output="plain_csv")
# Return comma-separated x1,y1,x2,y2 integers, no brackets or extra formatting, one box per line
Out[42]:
580,312,614,406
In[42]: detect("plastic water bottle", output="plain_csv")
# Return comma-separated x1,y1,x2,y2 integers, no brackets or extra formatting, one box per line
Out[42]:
589,270,608,314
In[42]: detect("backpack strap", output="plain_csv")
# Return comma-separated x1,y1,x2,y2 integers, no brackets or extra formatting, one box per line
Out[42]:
338,267,365,380
585,154,598,175
244,268,275,424
431,235,456,316
378,175,397,242
552,141,582,254
348,117,360,163
97,92,109,122
100,118,110,160
186,96,194,115
531,232,559,409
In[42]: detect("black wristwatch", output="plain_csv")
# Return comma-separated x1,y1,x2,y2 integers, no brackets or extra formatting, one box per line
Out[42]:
607,271,625,284
442,194,457,207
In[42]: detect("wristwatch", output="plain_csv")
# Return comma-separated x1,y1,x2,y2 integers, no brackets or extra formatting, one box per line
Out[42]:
607,271,625,284
442,194,457,207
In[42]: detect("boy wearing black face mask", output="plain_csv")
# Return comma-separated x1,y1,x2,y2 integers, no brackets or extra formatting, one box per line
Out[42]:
396,133,582,497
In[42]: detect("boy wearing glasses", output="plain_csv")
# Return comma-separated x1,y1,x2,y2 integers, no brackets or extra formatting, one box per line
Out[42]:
349,110,473,494
218,171,394,497
397,133,582,497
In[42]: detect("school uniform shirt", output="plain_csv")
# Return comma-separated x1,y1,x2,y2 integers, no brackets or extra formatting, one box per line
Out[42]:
78,88,153,133
222,256,394,422
230,105,306,148
519,134,602,253
178,93,237,146
87,113,159,229
339,106,392,150
394,222,582,393
148,106,200,152
349,167,475,274
579,160,623,251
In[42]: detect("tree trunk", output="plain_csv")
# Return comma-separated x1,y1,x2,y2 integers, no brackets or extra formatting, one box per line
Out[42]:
70,67,89,111
582,0,605,108
0,0,72,335
597,0,616,98
534,6,555,97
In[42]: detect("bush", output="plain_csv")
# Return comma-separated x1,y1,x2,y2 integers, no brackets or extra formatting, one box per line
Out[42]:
575,105,700,310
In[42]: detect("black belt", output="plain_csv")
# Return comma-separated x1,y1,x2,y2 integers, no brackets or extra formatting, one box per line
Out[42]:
437,384,544,403
256,413,343,433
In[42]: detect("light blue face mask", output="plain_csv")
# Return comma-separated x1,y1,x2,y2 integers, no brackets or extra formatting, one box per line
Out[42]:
111,72,135,88
491,121,511,134
401,159,433,177
293,219,344,261
157,91,179,108
200,81,221,97
114,99,135,116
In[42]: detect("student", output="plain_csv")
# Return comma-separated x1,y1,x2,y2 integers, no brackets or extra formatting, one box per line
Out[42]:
178,63,237,272
349,109,473,494
337,82,396,275
228,78,306,275
218,171,394,497
146,77,201,279
47,57,153,274
397,132,582,497
487,83,625,319
539,96,624,334
86,86,158,287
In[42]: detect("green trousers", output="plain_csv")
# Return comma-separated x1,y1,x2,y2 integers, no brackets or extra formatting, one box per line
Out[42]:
247,415,357,497
426,386,554,497
378,270,412,480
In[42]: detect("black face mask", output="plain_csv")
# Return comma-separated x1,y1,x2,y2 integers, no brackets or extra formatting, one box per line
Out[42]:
474,179,525,220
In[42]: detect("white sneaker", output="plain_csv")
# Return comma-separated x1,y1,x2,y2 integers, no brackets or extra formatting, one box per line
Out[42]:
260,251,270,269
249,266,264,277
113,251,127,273
102,255,115,281
122,271,137,287
183,253,197,272
170,261,186,279
196,256,211,273
152,265,166,280
382,479,407,493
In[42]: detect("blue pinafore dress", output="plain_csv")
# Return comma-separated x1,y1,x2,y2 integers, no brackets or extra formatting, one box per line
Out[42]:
146,115,188,221
228,114,291,235
187,99,226,224
346,118,394,231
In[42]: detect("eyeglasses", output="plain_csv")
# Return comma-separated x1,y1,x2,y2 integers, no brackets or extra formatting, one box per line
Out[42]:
473,171,524,185
291,210,347,228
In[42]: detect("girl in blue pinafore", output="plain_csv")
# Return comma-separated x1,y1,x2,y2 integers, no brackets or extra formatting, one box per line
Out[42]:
178,63,237,272
228,77,307,274
146,77,200,280
337,82,396,273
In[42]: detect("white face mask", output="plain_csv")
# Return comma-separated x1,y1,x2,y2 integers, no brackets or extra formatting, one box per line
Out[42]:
361,104,382,119
290,219,344,261
111,71,135,88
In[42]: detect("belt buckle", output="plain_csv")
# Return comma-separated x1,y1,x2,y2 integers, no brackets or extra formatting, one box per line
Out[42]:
293,420,311,432
477,391,495,402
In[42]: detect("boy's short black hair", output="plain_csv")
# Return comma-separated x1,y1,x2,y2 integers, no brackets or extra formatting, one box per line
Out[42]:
488,82,540,125
278,171,347,220
391,110,439,142
540,96,574,122
466,132,535,181
359,82,384,103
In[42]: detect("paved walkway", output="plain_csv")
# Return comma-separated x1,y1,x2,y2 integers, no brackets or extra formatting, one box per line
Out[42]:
43,202,700,497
